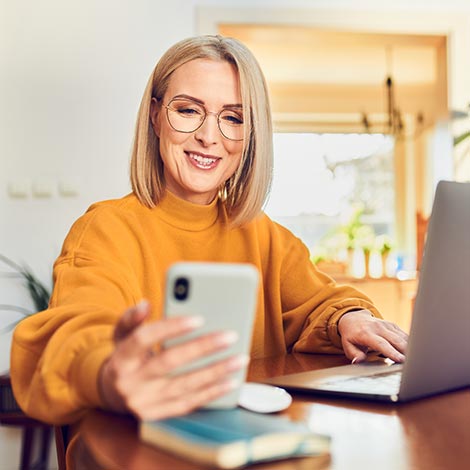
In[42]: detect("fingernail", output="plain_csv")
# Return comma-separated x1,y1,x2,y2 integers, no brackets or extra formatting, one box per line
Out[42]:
183,315,205,329
226,354,250,371
351,357,358,364
136,299,149,312
221,378,239,392
217,330,239,346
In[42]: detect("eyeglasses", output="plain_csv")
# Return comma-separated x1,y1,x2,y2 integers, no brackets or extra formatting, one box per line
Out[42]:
164,98,244,141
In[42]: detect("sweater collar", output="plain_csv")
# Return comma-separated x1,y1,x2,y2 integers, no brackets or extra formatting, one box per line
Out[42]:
155,190,222,231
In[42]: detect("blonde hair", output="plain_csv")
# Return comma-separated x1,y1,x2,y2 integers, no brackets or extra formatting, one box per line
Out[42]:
130,35,273,227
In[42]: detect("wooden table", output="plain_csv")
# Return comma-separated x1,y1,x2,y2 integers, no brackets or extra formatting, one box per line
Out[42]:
73,354,470,470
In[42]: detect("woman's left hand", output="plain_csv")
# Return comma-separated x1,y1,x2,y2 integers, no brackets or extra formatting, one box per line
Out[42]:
337,310,408,363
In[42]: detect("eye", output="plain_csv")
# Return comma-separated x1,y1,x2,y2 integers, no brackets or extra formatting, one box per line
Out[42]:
220,110,244,126
171,100,204,118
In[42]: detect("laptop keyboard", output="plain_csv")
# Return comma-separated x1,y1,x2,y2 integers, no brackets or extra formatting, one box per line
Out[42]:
320,370,402,395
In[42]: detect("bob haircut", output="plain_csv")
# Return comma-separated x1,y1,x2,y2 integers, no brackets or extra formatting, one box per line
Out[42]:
130,35,273,227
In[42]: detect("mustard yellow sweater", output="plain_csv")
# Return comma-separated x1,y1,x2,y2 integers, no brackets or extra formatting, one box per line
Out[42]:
11,191,379,424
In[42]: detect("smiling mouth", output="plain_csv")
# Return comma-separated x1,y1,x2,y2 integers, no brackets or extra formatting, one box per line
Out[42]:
186,152,220,169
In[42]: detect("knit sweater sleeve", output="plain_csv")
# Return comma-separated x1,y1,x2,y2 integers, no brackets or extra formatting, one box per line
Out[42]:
276,225,382,354
10,204,144,425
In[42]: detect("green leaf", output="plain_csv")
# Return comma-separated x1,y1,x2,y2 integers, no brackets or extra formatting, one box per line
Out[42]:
0,304,32,316
0,254,23,272
454,130,470,146
0,254,51,317
0,320,22,334
21,270,51,312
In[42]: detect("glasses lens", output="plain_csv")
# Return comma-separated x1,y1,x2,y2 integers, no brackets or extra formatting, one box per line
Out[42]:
219,109,244,141
167,99,204,133
166,98,244,141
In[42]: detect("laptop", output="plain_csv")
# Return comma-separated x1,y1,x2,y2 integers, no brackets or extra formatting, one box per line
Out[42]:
265,180,470,402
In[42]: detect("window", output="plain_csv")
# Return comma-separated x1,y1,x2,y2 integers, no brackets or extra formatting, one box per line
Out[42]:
265,132,395,273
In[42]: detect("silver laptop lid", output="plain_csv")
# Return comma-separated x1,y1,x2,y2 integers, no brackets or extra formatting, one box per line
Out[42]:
398,181,470,400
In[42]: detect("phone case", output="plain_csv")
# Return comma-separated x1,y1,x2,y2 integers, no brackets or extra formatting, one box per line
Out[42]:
163,262,259,409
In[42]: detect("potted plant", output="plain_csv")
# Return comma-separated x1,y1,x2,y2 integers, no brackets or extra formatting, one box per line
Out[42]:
0,254,51,416
375,235,394,278
353,225,376,278
0,254,51,333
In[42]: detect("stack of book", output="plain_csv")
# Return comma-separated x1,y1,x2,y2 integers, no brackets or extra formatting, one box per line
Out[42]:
140,408,330,469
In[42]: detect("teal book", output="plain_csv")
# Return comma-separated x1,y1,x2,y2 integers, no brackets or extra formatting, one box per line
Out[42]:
140,408,330,469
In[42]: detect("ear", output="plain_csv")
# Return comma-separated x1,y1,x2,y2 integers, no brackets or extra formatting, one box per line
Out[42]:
150,97,161,138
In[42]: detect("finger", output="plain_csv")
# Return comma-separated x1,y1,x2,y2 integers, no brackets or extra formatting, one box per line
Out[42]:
142,330,240,377
385,330,408,355
134,377,237,421
370,322,408,356
342,340,369,363
114,300,150,342
132,354,248,419
112,316,208,376
115,315,206,364
390,323,409,342
379,320,409,342
366,335,405,363
121,314,206,355
163,353,249,400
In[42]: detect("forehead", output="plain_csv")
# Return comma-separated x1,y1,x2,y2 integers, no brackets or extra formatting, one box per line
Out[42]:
165,59,241,106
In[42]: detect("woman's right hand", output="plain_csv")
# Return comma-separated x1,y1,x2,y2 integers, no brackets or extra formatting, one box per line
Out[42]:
98,300,248,421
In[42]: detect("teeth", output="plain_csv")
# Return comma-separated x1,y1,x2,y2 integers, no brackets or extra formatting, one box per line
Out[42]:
188,153,217,167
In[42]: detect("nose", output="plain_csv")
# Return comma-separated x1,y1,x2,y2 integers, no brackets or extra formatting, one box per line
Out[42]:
194,112,219,145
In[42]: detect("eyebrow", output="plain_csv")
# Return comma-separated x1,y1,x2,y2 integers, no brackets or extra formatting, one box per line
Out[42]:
171,94,242,109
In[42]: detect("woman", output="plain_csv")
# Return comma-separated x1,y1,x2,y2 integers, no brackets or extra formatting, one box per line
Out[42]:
11,35,407,427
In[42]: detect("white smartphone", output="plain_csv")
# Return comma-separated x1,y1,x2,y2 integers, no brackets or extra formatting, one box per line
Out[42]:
163,262,260,409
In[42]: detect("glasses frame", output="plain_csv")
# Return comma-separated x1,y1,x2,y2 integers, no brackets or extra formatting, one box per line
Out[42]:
164,98,244,142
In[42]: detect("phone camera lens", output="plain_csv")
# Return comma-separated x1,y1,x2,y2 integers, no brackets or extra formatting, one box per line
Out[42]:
174,277,189,301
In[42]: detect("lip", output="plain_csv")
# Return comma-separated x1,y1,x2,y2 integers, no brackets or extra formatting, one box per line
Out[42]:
185,151,221,170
